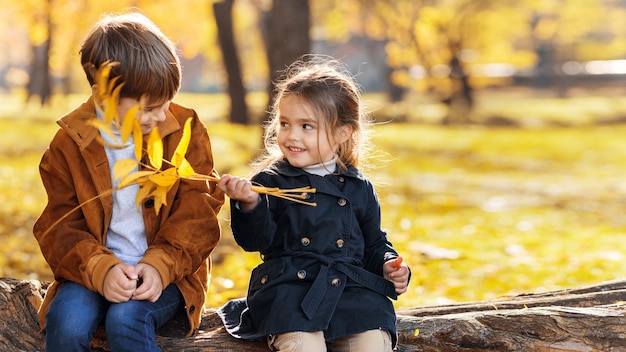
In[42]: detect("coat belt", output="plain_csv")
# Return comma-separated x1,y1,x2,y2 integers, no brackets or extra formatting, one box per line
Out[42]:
294,253,398,320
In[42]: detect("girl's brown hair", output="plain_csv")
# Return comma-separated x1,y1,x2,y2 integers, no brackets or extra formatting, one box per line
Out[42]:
254,55,371,174
80,11,181,105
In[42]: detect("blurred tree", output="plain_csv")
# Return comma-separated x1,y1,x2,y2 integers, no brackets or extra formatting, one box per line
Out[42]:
214,0,250,124
354,0,524,124
315,0,626,123
5,0,626,117
261,0,311,120
520,0,625,96
26,0,52,106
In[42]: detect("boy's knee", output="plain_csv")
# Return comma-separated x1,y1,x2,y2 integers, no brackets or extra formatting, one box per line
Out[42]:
106,301,148,329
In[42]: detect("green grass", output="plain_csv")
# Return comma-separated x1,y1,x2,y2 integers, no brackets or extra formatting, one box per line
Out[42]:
3,91,626,311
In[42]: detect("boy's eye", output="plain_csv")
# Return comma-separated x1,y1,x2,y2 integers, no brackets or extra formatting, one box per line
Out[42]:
280,121,289,127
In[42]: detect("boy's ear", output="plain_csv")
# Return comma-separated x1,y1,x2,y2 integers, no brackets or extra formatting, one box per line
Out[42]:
91,84,98,97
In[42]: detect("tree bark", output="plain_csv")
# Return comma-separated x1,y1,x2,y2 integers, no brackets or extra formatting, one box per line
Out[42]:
262,0,311,119
213,0,250,125
2,278,626,351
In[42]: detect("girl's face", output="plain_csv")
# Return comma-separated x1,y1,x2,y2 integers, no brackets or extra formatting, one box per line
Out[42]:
118,97,170,134
277,95,349,168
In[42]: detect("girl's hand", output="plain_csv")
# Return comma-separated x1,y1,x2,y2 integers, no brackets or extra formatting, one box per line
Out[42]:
383,256,410,294
217,174,260,211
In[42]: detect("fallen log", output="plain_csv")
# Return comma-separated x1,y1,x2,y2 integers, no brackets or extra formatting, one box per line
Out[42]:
1,278,625,351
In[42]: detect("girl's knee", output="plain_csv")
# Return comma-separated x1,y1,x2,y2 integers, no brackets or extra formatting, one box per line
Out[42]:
268,331,326,352
359,329,392,352
328,329,393,352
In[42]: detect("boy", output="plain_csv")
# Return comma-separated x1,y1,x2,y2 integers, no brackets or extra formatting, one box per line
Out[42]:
33,12,224,351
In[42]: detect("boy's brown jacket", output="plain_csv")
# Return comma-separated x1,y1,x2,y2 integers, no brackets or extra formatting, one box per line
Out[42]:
33,97,224,336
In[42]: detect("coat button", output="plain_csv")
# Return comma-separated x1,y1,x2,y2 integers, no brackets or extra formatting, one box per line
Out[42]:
337,198,347,206
331,278,341,286
260,275,268,285
189,305,196,314
300,237,311,247
145,199,154,208
336,239,344,248
297,270,307,279
338,176,345,183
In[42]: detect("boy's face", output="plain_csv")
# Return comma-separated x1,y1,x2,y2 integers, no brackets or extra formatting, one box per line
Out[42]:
118,97,170,135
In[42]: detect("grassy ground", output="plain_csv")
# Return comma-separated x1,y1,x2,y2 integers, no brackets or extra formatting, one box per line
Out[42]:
2,89,626,310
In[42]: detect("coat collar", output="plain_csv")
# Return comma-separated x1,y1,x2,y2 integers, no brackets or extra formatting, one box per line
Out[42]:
58,96,182,151
271,159,364,180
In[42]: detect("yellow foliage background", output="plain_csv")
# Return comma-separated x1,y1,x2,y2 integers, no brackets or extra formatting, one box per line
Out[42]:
3,90,626,310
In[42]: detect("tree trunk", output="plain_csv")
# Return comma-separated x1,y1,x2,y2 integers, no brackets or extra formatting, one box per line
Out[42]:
213,0,249,125
262,0,311,120
2,278,626,351
26,0,52,107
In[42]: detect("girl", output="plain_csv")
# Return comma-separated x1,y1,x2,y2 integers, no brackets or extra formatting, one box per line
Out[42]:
217,55,410,352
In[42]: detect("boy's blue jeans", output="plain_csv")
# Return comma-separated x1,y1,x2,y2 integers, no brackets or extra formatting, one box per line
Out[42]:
44,281,184,352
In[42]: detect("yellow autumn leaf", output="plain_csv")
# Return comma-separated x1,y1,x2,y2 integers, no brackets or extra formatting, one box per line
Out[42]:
119,170,155,189
133,121,144,162
148,167,178,187
88,119,117,142
172,117,192,168
147,128,163,169
151,185,169,214
113,159,138,181
177,158,195,177
120,104,139,144
96,62,115,99
135,181,156,209
94,135,126,150
103,84,123,125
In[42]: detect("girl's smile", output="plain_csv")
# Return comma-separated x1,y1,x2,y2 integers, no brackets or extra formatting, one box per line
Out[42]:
277,95,338,168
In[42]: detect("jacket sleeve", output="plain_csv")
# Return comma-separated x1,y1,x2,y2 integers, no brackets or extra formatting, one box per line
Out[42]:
33,131,122,295
139,111,224,287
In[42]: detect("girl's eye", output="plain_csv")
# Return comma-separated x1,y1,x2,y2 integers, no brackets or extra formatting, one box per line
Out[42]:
280,121,289,127
303,124,313,130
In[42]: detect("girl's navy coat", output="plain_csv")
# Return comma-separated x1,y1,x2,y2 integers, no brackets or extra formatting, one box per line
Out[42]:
218,161,401,345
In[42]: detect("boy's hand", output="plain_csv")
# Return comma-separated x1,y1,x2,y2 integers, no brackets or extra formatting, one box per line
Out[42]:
217,174,260,211
132,263,163,302
103,264,138,302
383,256,410,294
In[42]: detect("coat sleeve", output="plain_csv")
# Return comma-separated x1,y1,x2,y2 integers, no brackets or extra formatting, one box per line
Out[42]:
360,179,399,276
227,171,279,252
33,131,122,295
139,111,225,287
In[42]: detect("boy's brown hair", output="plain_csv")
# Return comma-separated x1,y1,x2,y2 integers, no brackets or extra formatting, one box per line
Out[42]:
80,11,181,105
